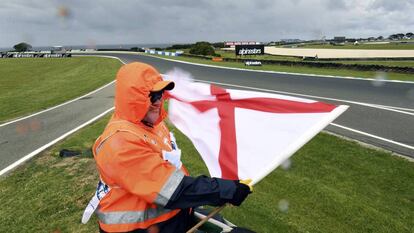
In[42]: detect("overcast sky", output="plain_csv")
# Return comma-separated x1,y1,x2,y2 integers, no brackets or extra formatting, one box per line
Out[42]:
0,0,413,48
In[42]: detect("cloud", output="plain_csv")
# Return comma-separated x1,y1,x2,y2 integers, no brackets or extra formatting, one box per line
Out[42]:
0,0,413,48
326,0,348,10
370,0,413,12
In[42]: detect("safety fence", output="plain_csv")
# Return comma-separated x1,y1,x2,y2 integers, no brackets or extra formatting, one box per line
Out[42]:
144,50,183,57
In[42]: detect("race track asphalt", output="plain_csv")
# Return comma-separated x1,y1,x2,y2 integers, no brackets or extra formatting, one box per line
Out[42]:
1,52,413,174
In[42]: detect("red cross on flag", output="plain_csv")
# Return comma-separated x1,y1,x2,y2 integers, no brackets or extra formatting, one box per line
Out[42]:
165,69,348,185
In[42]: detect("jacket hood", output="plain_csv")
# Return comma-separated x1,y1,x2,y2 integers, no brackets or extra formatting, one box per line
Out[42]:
114,62,166,124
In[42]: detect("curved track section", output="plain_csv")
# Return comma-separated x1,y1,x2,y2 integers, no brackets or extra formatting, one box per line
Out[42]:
1,53,413,175
109,53,414,156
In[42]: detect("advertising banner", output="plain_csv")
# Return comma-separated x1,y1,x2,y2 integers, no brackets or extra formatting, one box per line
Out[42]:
244,60,262,66
235,44,265,56
225,41,260,46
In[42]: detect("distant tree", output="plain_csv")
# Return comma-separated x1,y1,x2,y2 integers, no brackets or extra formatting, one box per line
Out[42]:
13,42,32,52
130,47,144,52
211,42,225,48
150,47,163,51
189,41,216,56
388,34,401,40
397,33,405,39
377,36,384,40
406,32,413,38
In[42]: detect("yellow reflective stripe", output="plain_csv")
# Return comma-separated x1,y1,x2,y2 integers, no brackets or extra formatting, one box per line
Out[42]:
154,169,185,206
96,206,175,224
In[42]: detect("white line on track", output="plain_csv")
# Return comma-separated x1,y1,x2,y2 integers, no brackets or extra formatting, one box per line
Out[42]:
2,54,412,176
82,54,414,153
193,79,414,152
133,52,414,115
0,56,125,176
0,56,125,128
194,79,414,116
371,104,414,112
0,107,114,176
330,123,414,151
146,53,414,85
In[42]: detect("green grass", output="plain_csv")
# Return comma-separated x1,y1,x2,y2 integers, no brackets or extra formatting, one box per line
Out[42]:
217,50,414,67
152,54,414,82
0,57,122,123
216,50,302,61
0,115,109,233
329,60,414,67
0,114,413,233
0,53,412,232
288,42,414,50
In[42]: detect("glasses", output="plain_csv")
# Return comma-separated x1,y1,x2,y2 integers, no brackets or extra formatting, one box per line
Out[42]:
149,91,163,103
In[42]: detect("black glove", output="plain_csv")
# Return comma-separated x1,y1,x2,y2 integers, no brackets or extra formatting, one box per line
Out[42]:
228,180,252,206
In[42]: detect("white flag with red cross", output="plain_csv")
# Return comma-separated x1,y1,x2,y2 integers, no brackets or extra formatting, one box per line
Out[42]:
165,69,348,185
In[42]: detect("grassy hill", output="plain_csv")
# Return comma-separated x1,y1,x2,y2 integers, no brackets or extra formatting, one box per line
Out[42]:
0,57,121,123
0,55,412,233
0,114,413,233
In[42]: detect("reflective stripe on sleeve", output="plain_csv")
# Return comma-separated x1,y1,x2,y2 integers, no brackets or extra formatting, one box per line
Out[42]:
95,132,118,155
154,169,185,206
96,206,174,224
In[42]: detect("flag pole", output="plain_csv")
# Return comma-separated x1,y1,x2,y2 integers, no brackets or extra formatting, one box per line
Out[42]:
186,205,227,233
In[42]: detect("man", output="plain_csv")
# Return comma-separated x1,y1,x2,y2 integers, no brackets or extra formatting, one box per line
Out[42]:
84,62,252,233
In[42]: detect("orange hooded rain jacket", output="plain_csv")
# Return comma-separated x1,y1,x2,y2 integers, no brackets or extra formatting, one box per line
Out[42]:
92,62,188,232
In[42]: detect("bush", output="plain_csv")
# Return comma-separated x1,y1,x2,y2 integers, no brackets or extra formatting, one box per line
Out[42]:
189,42,216,56
13,42,32,52
130,47,144,52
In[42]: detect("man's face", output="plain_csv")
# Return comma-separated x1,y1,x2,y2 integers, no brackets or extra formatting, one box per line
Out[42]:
142,91,163,125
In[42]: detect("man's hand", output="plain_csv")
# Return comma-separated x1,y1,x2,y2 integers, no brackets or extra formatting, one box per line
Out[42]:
240,179,253,192
229,179,253,206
